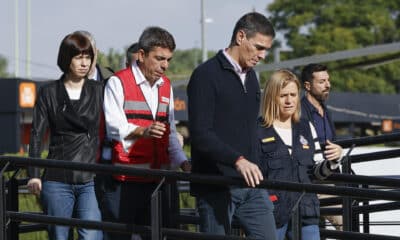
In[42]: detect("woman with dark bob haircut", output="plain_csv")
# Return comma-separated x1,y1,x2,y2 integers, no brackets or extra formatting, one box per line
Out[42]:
27,32,103,240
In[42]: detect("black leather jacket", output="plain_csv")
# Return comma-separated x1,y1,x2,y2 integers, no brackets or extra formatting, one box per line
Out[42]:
28,76,103,184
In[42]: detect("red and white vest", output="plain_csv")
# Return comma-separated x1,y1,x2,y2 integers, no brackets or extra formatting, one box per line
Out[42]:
112,68,171,182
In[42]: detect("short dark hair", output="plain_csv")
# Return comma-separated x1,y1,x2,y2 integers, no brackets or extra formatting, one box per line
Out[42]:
73,30,96,49
230,12,275,46
57,32,94,73
301,63,328,85
126,42,139,63
138,26,176,54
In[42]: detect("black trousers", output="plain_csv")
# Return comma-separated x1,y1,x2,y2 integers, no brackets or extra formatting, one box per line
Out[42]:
96,179,178,240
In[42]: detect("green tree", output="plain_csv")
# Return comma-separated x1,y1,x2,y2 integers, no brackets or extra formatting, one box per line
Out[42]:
97,48,125,72
0,55,10,77
167,48,216,80
267,0,400,93
96,48,216,82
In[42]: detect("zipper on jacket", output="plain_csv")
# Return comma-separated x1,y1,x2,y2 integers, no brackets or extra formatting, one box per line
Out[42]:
228,68,248,94
62,100,67,112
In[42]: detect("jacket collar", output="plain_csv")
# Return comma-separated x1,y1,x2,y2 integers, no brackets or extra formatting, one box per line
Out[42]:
56,75,89,131
131,61,164,88
216,50,236,71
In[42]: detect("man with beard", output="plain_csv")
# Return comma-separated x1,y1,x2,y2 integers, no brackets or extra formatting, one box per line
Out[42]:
301,63,336,144
301,63,343,231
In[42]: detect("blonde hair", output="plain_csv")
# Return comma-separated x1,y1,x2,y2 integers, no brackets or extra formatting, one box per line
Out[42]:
260,69,301,127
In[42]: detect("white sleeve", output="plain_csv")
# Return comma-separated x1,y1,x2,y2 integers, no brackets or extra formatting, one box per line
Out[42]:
310,122,340,180
310,122,341,170
104,76,138,152
309,122,324,164
167,87,187,169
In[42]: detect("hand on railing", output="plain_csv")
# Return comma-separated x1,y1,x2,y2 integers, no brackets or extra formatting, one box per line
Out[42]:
27,178,42,195
235,157,263,188
180,160,192,172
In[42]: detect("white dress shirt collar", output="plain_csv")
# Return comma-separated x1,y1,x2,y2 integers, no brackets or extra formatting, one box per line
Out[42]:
222,49,248,85
131,61,164,88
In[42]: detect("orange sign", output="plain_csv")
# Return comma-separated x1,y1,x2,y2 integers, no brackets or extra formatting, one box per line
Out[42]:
19,82,36,108
382,119,393,132
174,97,186,111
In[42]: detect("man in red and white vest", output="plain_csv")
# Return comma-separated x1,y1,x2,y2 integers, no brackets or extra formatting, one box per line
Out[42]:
103,26,190,240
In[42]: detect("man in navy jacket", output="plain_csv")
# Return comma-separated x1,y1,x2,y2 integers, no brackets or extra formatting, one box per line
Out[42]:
301,63,343,231
187,12,277,239
301,63,336,143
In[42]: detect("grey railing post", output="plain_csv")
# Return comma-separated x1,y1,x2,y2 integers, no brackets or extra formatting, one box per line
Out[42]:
0,176,5,240
0,162,10,240
291,191,306,240
8,170,21,240
342,144,355,232
362,184,370,233
151,177,165,240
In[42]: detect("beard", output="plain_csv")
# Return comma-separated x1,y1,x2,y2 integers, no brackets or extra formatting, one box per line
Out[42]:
311,89,330,102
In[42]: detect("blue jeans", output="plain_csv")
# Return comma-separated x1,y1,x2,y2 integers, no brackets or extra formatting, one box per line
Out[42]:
41,181,102,240
197,188,277,240
276,223,320,240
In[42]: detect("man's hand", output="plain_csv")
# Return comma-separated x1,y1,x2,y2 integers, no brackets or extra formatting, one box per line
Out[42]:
143,121,167,138
235,157,264,188
125,121,167,140
27,178,42,195
180,160,192,172
324,140,343,161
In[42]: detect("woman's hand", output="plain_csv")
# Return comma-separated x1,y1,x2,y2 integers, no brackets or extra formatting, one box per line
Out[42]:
27,178,42,195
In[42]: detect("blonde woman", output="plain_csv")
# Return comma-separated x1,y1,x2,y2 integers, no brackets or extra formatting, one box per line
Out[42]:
258,69,342,240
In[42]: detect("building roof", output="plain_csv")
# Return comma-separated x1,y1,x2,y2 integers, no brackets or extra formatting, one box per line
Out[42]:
327,92,400,123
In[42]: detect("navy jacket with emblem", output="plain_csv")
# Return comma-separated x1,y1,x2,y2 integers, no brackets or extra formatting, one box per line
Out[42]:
258,118,332,227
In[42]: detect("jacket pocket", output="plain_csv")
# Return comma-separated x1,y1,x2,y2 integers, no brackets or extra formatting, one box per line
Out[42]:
261,142,277,157
267,158,284,170
301,194,320,218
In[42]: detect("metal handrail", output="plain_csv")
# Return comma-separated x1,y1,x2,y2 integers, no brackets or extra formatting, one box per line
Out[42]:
2,146,400,240
2,156,400,201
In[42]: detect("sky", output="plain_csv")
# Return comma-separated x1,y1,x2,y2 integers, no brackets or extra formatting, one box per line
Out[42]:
0,0,273,79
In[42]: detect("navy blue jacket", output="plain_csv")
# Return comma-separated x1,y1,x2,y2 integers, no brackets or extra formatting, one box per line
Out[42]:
301,96,336,141
258,118,323,227
188,50,261,195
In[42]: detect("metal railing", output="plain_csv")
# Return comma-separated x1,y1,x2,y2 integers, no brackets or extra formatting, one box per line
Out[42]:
1,132,400,240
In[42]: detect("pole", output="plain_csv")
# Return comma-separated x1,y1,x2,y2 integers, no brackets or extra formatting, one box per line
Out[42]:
291,191,306,240
14,0,19,77
0,176,5,240
26,0,31,78
151,178,165,240
200,0,207,62
362,184,370,234
342,145,355,232
0,162,10,240
273,48,280,63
